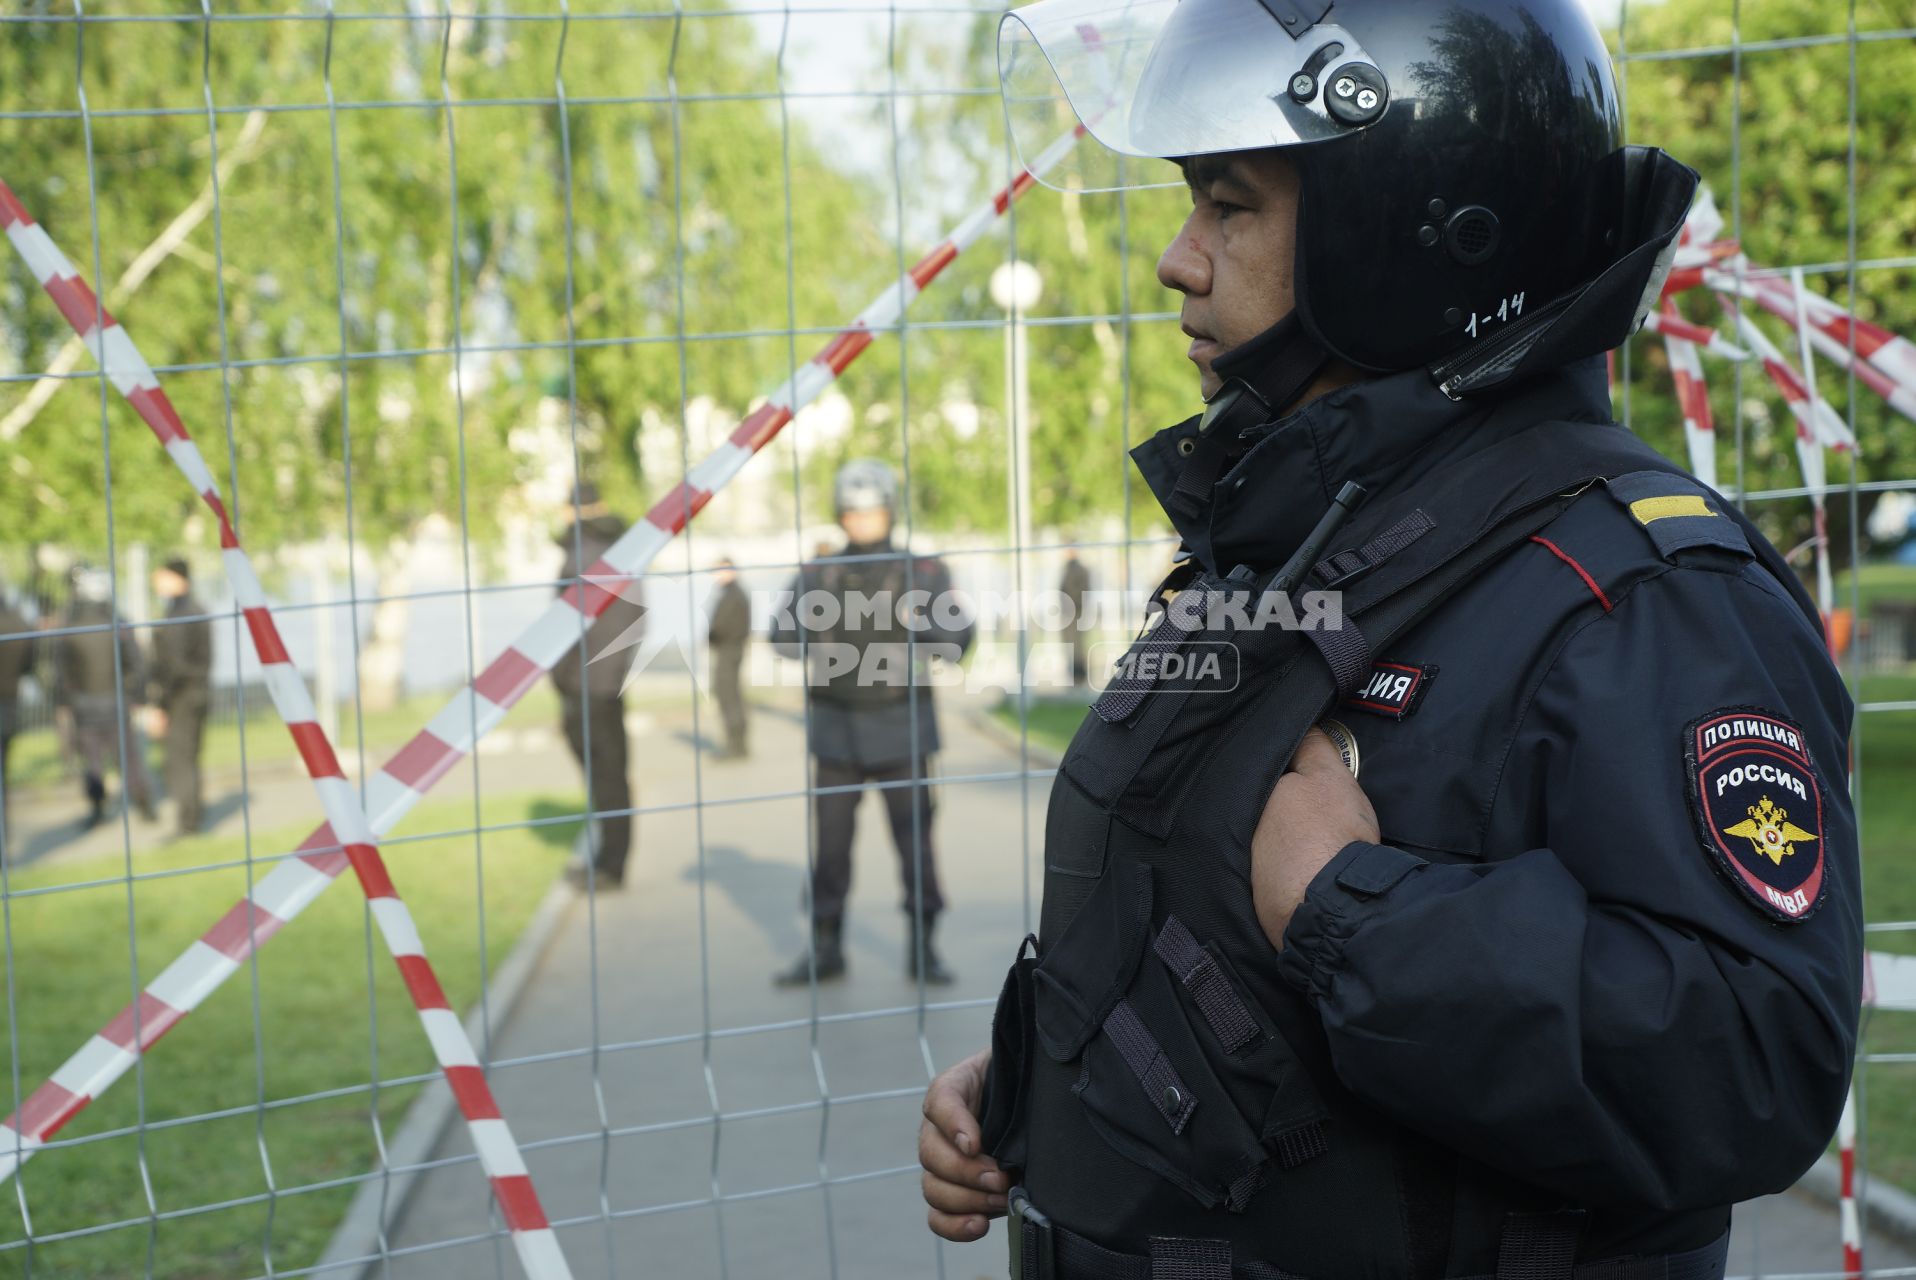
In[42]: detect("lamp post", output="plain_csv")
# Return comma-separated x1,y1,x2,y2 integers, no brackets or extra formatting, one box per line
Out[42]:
991,260,1043,577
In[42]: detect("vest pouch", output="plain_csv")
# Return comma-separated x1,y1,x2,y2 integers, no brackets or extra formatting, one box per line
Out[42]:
1148,915,1331,1172
979,939,1040,1173
1031,859,1272,1212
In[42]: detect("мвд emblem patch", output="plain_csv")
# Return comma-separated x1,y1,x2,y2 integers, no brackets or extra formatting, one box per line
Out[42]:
1684,708,1827,924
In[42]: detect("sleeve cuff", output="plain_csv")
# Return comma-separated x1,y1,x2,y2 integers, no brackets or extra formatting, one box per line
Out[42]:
1277,841,1427,1003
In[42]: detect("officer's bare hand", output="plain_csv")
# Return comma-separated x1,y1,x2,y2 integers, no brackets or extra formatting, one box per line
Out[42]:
1251,727,1381,950
919,1048,1008,1242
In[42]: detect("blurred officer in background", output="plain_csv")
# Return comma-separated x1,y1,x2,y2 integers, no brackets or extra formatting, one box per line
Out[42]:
147,557,212,840
54,564,155,830
772,460,976,987
706,557,753,761
0,582,37,849
1058,546,1094,687
552,481,645,890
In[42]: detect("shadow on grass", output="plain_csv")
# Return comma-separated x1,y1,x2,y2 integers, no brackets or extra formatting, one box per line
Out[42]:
524,797,587,851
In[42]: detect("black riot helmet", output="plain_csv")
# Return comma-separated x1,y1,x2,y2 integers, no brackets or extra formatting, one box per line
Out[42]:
833,458,899,517
1000,0,1699,393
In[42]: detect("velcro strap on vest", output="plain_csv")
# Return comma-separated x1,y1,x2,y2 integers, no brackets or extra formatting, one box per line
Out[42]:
1150,1237,1233,1280
1095,580,1217,724
1104,999,1198,1134
1153,916,1260,1053
1312,509,1437,589
1306,614,1372,699
1495,1210,1586,1280
1447,1231,1729,1280
1270,1120,1329,1170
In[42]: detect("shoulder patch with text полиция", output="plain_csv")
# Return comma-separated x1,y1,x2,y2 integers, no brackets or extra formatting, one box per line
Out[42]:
1684,707,1827,924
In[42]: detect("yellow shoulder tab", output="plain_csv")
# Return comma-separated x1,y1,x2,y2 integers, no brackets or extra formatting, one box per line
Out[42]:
1606,471,1750,562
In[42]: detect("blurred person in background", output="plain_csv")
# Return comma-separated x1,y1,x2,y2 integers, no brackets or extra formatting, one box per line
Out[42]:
54,564,155,830
147,557,213,840
552,481,645,891
705,557,753,761
771,459,976,987
1058,545,1094,687
0,582,38,851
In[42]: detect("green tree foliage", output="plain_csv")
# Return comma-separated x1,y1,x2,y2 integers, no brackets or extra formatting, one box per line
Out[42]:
809,13,1197,548
1616,0,1916,555
2,0,1909,572
0,1,872,565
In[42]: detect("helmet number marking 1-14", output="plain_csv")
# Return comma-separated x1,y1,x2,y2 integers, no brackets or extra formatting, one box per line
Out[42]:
1464,292,1527,340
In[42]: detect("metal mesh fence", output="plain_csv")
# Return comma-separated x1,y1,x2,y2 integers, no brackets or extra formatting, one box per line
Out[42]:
0,1,1910,1278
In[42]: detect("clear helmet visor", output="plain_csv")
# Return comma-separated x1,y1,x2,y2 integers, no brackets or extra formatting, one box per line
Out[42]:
999,0,1388,193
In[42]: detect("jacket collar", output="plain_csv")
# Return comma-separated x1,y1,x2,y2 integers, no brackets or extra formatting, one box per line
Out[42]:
1132,357,1613,575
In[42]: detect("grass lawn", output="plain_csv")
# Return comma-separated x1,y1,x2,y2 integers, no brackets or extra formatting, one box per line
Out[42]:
0,793,573,1279
1837,562,1916,617
1853,672,1916,1192
988,696,1089,758
6,686,569,798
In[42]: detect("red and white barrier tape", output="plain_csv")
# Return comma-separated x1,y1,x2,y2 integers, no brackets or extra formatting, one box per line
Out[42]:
1671,238,1741,271
1715,269,1916,423
0,126,1081,1204
1663,239,1916,423
1752,271,1916,392
1654,300,1719,489
0,180,573,1278
1717,294,1848,630
1717,296,1856,453
1839,1085,1863,1279
1787,267,1839,621
1642,307,1749,363
1837,946,1916,1279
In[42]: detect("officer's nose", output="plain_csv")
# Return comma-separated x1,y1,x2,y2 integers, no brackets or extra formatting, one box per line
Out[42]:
1157,211,1212,298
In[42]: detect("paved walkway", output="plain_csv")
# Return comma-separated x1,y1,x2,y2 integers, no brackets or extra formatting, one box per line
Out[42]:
366,688,1037,1280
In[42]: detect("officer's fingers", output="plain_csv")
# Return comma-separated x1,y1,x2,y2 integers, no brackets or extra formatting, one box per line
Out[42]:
919,1118,1005,1190
922,1055,989,1152
922,1169,1008,1217
1290,727,1345,775
927,1207,993,1243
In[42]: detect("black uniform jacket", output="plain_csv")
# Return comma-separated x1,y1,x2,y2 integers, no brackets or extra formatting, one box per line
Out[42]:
707,581,752,651
771,538,975,769
551,513,646,701
998,355,1860,1272
149,594,213,712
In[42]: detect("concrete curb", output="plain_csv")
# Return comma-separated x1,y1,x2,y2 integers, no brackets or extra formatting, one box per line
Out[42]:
963,701,1067,772
312,878,577,1279
1796,1152,1916,1247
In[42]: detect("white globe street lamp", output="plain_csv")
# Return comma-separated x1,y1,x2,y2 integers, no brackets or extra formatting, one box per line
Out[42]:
989,260,1043,583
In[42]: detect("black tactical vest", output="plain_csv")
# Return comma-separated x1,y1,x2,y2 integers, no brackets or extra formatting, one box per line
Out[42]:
804,546,916,709
977,420,1781,1278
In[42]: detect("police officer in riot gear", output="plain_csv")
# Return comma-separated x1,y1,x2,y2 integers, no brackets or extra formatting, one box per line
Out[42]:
706,557,753,760
148,556,213,839
552,481,645,890
53,564,157,830
919,1,1861,1276
772,460,976,987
